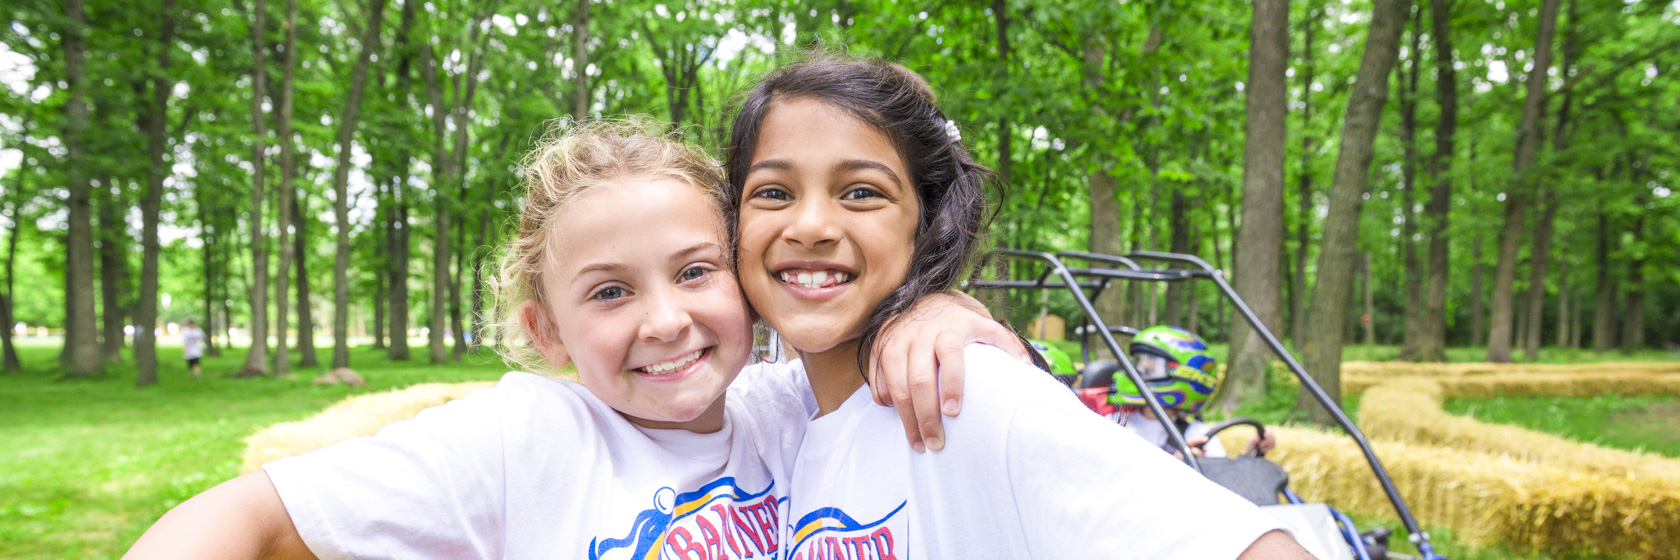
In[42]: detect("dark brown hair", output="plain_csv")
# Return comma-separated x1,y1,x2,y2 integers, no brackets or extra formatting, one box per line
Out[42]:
723,55,994,378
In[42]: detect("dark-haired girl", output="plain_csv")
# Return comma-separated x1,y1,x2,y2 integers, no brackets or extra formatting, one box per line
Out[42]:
727,57,1309,558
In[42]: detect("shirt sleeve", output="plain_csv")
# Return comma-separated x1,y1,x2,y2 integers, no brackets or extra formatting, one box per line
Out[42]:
262,383,511,560
1000,364,1287,559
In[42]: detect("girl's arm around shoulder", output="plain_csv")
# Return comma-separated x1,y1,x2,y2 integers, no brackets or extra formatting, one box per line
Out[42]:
124,470,315,560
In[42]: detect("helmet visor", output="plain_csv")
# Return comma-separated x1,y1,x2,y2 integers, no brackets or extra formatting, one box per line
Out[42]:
1135,354,1174,381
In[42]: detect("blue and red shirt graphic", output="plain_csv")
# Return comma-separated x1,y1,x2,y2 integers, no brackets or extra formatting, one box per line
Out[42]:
785,502,905,560
589,477,783,560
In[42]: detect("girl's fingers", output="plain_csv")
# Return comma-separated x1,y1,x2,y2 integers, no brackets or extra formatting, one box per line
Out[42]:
871,332,909,407
906,337,944,451
935,333,965,417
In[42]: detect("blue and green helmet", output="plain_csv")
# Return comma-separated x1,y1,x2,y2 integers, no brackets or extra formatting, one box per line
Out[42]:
1109,326,1222,413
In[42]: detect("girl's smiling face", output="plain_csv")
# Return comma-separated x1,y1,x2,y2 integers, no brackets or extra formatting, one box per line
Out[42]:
737,97,921,354
531,177,752,433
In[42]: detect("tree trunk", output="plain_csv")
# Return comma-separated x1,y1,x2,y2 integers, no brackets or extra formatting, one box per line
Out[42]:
422,46,452,365
99,180,130,364
1592,211,1616,350
331,0,388,369
271,0,298,377
1363,253,1378,345
2,170,22,371
135,0,176,385
1225,0,1289,413
1082,38,1125,356
200,197,220,358
1555,258,1570,349
292,194,318,367
238,0,271,378
1163,189,1188,326
1485,0,1560,363
385,0,416,362
1299,0,1409,424
1291,2,1319,350
1418,0,1455,362
1522,194,1558,360
571,0,590,120
1620,195,1646,352
63,0,102,377
1398,5,1427,361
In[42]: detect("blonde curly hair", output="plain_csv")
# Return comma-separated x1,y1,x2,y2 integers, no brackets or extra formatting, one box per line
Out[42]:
490,118,730,375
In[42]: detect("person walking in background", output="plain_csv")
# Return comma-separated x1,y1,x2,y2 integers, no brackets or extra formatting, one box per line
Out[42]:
182,320,207,379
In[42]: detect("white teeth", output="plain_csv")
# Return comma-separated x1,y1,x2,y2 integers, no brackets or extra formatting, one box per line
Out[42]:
640,350,702,375
779,269,850,289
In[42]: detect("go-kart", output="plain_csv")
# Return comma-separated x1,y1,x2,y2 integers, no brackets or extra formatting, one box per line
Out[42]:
969,249,1446,560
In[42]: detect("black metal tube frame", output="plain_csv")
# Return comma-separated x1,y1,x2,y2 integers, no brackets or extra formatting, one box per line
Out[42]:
1079,249,1430,545
971,249,1203,471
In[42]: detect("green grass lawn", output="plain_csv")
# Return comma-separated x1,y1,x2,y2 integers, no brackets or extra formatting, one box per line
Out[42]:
0,341,513,558
1444,394,1680,458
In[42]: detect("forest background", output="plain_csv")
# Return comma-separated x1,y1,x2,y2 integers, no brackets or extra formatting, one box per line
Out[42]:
0,0,1677,421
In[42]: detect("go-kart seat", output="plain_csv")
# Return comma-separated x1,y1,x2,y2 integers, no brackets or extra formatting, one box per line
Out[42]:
1198,455,1290,506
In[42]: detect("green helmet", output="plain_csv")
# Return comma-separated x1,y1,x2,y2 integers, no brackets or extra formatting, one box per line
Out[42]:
1028,339,1077,377
1109,326,1222,414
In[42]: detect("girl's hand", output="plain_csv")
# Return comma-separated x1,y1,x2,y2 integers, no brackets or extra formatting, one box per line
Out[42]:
868,290,1029,452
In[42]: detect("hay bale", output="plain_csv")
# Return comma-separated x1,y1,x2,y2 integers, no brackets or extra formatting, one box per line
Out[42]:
240,381,494,473
1216,425,1680,559
1357,378,1680,479
1340,361,1680,379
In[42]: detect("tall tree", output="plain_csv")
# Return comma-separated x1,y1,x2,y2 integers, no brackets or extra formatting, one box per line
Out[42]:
385,0,417,362
1,148,22,372
62,0,102,377
292,195,318,367
1416,0,1455,362
98,180,130,364
1485,0,1561,362
1290,1,1320,349
1299,0,1410,423
1397,5,1426,360
238,0,272,378
330,0,388,369
271,0,299,377
1225,0,1289,411
1591,211,1615,350
135,0,177,386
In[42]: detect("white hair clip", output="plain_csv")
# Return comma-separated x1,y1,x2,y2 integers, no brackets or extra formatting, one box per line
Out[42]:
942,118,961,142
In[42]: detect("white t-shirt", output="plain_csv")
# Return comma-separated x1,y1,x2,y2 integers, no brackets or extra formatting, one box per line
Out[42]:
181,327,207,359
263,363,812,560
1113,409,1229,458
784,344,1286,559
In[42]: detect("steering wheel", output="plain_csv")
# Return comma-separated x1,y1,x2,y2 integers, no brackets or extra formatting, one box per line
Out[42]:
1201,417,1269,458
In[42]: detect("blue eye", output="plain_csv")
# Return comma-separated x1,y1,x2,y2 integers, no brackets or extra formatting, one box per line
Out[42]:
591,286,627,301
680,266,709,282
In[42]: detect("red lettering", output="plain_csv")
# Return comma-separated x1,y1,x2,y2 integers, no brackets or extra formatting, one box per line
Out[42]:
664,527,708,560
870,527,896,560
845,535,873,560
730,504,768,554
748,499,779,551
710,505,746,558
696,516,728,560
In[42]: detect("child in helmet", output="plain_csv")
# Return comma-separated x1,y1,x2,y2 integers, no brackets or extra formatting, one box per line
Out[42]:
1108,326,1275,458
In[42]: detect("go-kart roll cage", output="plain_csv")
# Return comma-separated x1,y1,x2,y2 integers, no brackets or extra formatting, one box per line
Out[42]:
968,249,1437,554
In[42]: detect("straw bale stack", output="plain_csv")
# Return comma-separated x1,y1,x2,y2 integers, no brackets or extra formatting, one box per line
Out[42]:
1343,371,1680,397
1340,360,1680,379
1357,378,1680,479
1215,425,1680,559
240,382,494,473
